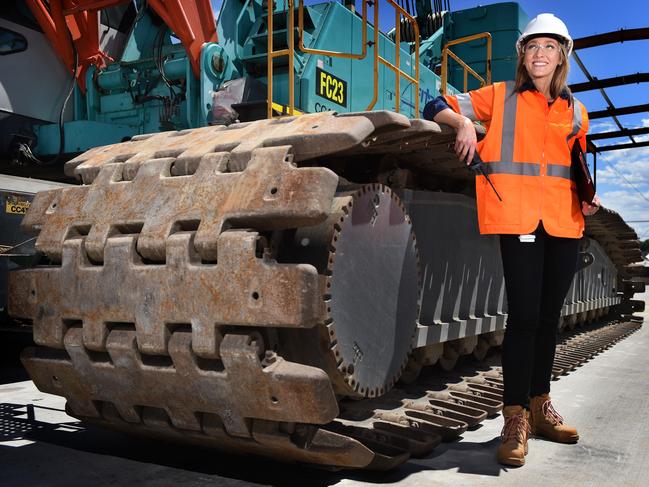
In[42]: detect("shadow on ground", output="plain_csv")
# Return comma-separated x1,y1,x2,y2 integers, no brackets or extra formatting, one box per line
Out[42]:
0,336,511,486
411,436,509,477
0,332,32,384
0,400,510,486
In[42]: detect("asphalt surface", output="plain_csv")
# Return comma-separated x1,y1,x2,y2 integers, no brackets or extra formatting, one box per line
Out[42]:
1,289,647,487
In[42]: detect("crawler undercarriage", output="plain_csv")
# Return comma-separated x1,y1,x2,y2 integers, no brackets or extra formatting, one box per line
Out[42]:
9,111,645,469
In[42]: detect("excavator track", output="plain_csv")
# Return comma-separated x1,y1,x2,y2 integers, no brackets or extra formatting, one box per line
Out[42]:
8,111,644,470
19,317,642,470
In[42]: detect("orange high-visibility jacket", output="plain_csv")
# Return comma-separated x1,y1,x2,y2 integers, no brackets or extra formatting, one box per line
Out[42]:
444,81,589,238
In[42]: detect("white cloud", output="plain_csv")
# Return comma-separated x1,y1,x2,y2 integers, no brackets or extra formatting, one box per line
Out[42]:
598,147,649,188
600,190,648,219
595,117,649,189
597,164,649,188
589,120,617,134
599,189,649,241
592,119,649,242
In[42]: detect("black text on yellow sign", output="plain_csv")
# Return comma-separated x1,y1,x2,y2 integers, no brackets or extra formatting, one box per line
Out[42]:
316,68,347,107
5,198,30,215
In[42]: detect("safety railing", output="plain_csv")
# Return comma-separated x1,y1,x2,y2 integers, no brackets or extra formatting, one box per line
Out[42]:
268,0,421,117
266,0,296,118
440,32,492,94
367,0,420,114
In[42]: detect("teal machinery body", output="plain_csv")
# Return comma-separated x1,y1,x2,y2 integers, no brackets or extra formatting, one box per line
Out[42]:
34,1,528,157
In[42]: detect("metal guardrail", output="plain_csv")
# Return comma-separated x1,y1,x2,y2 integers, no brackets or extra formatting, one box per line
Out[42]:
440,32,492,94
267,0,421,117
368,0,420,114
266,0,296,118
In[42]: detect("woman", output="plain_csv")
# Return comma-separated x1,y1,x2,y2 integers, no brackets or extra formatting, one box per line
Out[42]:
423,13,601,467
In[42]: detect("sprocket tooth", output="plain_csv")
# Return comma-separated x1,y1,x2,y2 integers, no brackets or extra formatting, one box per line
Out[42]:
189,319,224,360
166,408,202,432
104,329,141,369
249,421,376,469
81,319,109,352
113,404,143,424
85,223,118,263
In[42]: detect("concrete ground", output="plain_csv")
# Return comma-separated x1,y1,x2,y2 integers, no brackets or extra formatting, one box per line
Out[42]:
1,289,647,487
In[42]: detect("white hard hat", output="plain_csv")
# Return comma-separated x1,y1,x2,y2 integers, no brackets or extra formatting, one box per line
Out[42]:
516,13,573,56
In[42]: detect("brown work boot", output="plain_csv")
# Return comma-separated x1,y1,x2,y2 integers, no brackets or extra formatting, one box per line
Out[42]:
530,394,579,443
497,405,530,467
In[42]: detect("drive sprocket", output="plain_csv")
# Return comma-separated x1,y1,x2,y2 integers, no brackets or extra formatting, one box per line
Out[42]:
284,185,421,398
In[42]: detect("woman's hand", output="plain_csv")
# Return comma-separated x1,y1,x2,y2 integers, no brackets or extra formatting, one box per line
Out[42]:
582,194,601,216
454,116,478,165
432,109,478,165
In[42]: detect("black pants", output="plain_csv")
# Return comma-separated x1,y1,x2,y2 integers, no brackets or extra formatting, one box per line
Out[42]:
500,224,580,408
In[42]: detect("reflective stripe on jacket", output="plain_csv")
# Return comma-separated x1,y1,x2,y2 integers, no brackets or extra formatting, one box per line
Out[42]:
444,81,589,238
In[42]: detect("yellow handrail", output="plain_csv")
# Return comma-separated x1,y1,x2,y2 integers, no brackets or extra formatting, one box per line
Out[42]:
367,0,420,114
267,1,422,117
267,0,296,118
440,32,492,94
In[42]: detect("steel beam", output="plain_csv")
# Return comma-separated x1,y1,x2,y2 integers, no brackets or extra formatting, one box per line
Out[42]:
589,127,649,141
571,52,638,149
588,103,649,120
570,73,649,93
573,27,649,50
594,140,649,152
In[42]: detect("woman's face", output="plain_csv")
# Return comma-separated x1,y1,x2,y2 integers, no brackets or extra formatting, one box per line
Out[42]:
523,36,563,83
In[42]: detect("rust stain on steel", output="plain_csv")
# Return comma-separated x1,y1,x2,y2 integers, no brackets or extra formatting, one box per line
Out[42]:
82,408,376,469
22,328,339,436
22,146,338,263
64,112,376,182
10,232,323,356
19,317,640,469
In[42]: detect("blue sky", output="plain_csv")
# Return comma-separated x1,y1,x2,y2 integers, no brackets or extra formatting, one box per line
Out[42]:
210,0,649,242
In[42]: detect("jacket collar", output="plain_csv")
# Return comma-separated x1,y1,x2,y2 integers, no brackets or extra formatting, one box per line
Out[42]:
518,81,571,103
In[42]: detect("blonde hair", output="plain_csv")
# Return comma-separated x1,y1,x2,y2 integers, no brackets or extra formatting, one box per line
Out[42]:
514,40,571,101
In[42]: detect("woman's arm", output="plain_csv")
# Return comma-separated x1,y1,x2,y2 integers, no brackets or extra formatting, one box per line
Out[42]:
423,84,496,164
433,108,478,164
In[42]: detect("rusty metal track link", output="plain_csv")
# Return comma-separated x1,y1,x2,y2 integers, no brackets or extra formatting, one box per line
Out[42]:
551,320,641,377
22,319,640,470
11,111,452,470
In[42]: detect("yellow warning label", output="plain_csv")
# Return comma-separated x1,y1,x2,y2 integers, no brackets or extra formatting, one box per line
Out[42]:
5,197,30,215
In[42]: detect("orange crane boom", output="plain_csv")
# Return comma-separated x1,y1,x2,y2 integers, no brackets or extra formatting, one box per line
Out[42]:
26,0,217,92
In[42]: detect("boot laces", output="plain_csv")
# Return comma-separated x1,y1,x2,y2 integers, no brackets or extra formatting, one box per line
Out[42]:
541,399,564,425
501,412,530,443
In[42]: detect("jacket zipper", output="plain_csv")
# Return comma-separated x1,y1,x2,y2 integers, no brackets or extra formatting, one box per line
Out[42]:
540,99,550,224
